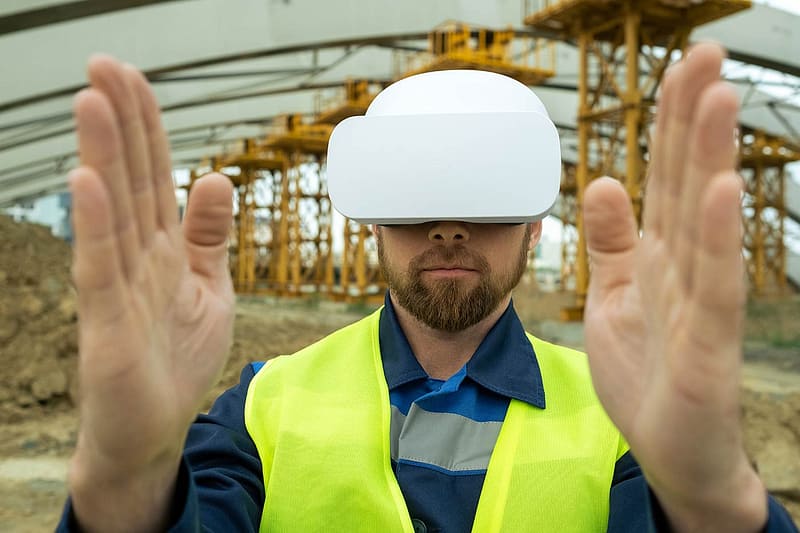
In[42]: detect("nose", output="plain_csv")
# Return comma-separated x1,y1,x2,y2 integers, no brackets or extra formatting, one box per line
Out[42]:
428,221,470,244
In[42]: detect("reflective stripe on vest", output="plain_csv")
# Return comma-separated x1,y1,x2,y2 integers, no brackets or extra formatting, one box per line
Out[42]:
244,308,628,532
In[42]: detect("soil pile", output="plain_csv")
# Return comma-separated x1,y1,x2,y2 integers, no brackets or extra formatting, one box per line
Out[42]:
0,214,366,423
0,215,77,423
742,390,800,519
203,298,368,408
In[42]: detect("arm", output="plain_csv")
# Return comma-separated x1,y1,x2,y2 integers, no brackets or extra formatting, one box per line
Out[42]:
183,364,264,531
58,364,265,532
607,453,799,532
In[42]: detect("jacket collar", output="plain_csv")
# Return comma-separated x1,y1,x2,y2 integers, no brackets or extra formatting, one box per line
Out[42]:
378,292,545,409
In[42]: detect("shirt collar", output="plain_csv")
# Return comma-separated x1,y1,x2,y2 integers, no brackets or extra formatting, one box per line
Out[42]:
378,292,546,409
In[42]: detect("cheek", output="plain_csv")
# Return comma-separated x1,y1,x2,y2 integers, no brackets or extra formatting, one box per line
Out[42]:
482,235,529,269
378,241,414,273
381,232,426,259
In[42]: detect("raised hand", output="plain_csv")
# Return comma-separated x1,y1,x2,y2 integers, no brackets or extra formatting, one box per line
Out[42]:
582,43,767,532
68,56,235,532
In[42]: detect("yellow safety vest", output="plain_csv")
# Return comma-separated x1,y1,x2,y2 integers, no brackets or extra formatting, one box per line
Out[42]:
245,309,627,532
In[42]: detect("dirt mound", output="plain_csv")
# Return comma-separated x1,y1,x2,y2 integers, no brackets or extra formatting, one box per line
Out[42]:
203,298,368,408
0,215,77,423
742,390,800,519
0,214,366,423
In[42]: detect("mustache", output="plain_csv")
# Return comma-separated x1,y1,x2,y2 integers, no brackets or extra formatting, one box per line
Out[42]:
409,245,490,275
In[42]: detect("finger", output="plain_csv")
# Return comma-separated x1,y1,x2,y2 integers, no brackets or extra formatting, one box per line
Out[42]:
127,65,180,231
74,88,140,279
183,173,233,279
584,177,639,295
661,43,725,249
89,55,156,248
682,172,744,380
69,166,126,324
676,82,739,290
642,62,680,238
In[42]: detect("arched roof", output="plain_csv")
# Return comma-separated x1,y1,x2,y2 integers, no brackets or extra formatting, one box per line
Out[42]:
1,0,798,205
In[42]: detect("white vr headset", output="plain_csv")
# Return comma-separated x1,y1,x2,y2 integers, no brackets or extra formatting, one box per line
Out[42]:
326,70,561,225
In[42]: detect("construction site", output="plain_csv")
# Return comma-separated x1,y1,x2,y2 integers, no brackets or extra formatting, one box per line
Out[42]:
1,0,799,530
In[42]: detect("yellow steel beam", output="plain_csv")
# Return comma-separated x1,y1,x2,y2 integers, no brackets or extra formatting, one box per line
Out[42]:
396,22,556,85
314,79,381,125
559,164,579,292
526,0,751,320
573,26,591,317
525,0,750,42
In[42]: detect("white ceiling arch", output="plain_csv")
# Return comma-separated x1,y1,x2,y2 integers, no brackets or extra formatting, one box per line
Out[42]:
1,0,798,206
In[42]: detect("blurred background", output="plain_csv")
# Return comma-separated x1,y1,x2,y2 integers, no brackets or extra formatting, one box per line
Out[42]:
0,1,798,529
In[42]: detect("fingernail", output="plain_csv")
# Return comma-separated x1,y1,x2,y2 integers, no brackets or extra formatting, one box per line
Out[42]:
73,87,91,102
67,172,84,209
67,169,81,190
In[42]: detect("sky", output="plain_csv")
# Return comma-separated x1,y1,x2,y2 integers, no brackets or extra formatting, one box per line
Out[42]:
754,0,800,14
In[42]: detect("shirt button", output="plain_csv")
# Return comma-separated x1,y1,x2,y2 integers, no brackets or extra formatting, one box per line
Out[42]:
411,518,427,533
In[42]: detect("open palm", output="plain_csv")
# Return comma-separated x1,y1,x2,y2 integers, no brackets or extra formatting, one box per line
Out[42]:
582,44,766,531
68,55,235,516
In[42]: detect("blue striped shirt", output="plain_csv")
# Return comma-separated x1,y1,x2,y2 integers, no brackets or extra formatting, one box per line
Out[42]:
381,295,545,531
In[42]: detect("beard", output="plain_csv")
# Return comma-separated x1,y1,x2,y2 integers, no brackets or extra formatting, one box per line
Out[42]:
376,226,531,333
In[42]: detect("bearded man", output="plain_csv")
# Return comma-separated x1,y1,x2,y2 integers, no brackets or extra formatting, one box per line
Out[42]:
58,42,797,532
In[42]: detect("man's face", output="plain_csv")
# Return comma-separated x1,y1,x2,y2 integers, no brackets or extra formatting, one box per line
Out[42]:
375,221,541,332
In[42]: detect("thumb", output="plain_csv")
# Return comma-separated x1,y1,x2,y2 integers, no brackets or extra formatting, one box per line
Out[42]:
583,177,639,293
183,173,233,278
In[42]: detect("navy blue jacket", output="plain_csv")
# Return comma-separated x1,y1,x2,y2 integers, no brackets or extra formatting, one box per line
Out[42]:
58,299,798,532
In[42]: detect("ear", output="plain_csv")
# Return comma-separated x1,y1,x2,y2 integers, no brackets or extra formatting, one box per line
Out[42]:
527,221,543,251
370,224,379,237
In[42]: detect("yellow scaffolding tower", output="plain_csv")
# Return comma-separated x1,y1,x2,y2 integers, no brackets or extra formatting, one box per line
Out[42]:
395,21,555,84
525,0,751,319
314,79,382,125
335,219,384,304
207,80,389,302
215,140,287,294
558,163,579,293
312,80,387,302
262,114,334,297
740,128,800,296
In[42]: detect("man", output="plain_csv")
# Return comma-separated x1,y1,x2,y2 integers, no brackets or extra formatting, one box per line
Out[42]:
58,43,797,532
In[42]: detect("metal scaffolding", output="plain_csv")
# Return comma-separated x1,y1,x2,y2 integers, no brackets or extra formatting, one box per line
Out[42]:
213,141,287,294
205,81,388,302
337,219,383,303
525,0,751,319
262,116,333,296
558,163,579,293
213,23,561,303
740,128,800,295
394,21,555,84
201,14,797,309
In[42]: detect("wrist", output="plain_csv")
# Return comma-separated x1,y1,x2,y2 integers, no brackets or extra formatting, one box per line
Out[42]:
652,462,768,533
68,444,183,533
